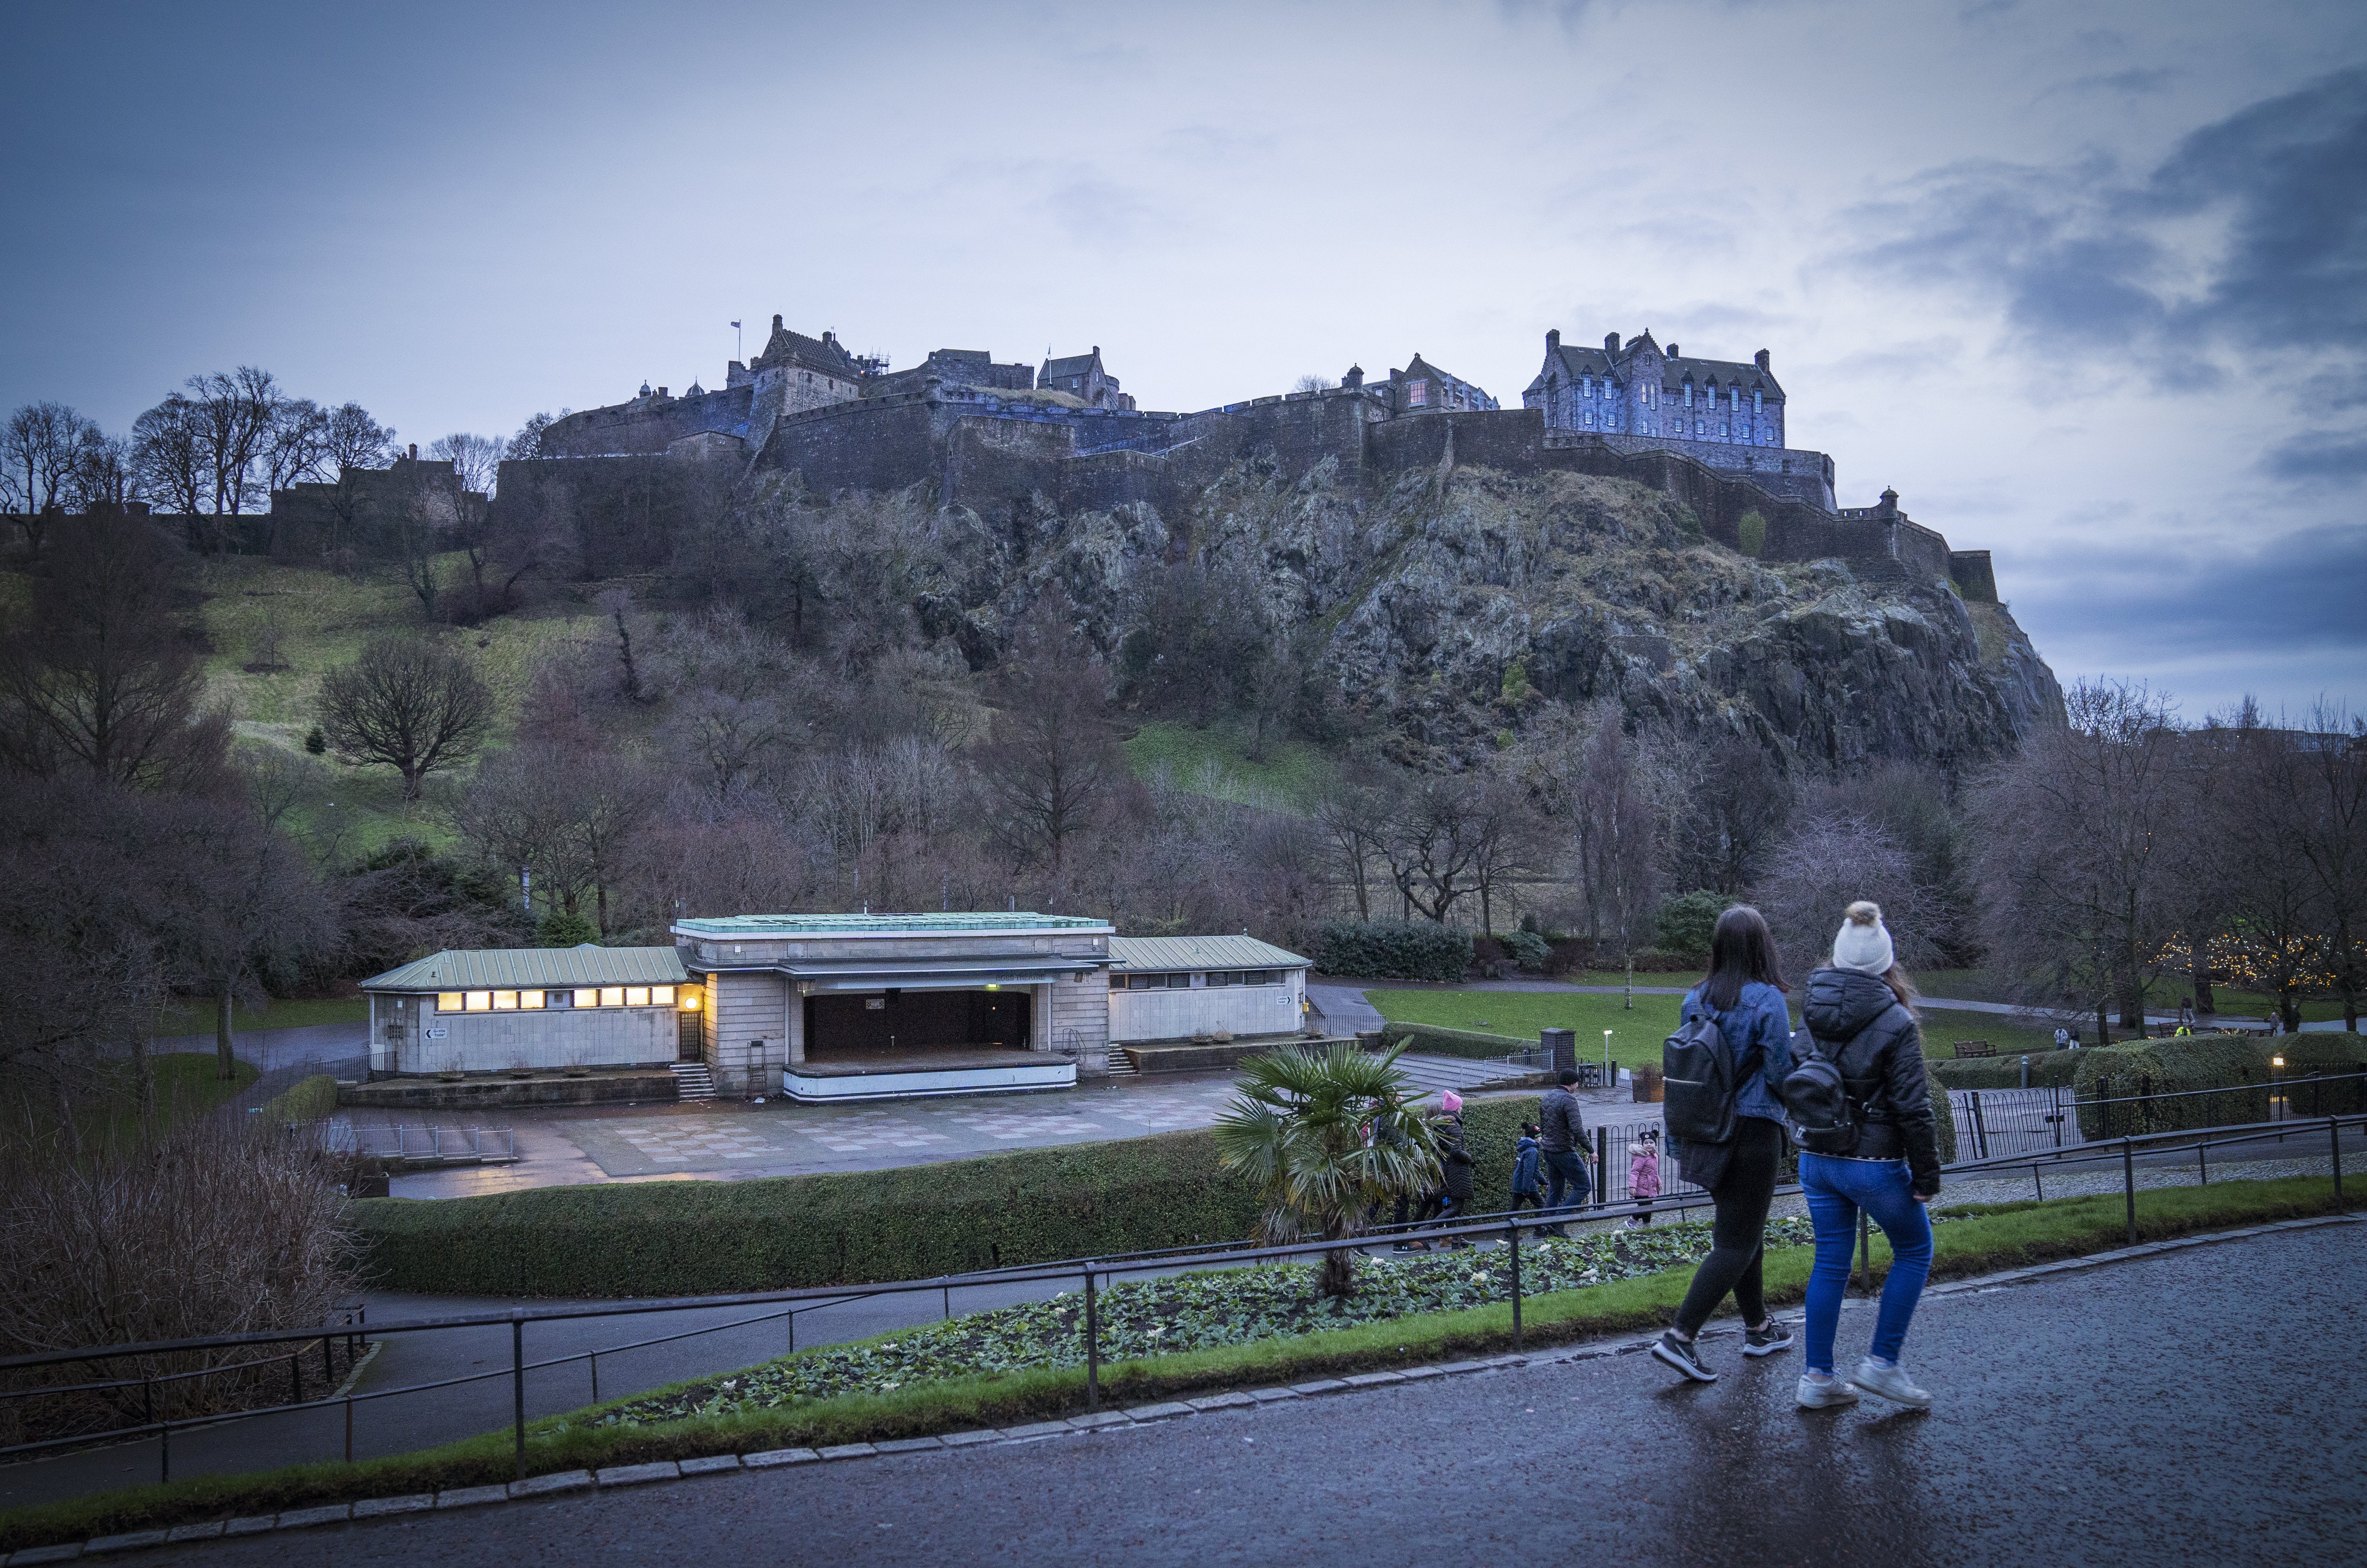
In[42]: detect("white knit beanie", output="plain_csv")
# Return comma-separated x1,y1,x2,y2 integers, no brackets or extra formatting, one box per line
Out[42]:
1832,900,1896,975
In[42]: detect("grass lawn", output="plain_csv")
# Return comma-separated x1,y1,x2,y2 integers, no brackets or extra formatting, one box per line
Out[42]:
1123,719,1332,810
154,996,369,1037
1370,986,2065,1063
0,1053,259,1149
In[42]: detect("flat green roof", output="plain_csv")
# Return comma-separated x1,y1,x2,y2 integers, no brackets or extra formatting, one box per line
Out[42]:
1110,935,1308,971
360,946,689,991
674,912,1112,936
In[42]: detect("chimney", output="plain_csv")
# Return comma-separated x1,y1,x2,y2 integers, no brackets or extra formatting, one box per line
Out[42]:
658,387,668,398
1667,343,1679,358
1546,328,1561,352
1605,332,1621,353
1755,349,1771,371
407,443,418,461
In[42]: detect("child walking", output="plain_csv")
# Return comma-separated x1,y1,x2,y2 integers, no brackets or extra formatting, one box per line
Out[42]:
1512,1123,1547,1217
1626,1128,1661,1227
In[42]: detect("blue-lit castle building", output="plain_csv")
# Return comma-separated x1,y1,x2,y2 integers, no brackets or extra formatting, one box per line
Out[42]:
1523,328,1833,510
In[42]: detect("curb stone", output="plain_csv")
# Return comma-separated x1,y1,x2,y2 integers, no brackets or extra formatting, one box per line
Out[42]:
17,1212,2354,1561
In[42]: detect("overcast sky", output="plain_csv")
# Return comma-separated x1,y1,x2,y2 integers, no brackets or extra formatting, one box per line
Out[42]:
5,0,2361,719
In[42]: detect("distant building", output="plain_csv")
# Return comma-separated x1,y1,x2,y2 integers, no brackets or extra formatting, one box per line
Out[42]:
1384,353,1498,415
1038,346,1135,410
1523,329,1832,508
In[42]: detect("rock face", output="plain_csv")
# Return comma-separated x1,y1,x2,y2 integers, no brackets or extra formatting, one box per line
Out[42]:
922,456,2063,777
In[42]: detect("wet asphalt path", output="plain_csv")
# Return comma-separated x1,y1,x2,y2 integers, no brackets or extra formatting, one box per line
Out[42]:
134,1220,2366,1568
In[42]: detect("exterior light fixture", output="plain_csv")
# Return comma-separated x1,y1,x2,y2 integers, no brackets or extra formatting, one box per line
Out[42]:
985,983,1001,991
2272,1055,2285,1068
680,992,702,1012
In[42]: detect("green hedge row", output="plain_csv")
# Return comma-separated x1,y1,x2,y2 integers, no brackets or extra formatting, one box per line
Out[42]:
1932,1050,2083,1091
353,1130,1266,1297
2074,1038,2268,1137
1382,1022,1541,1062
1315,921,1473,982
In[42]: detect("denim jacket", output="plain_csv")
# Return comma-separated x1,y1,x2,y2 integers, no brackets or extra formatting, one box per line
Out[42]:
1680,980,1795,1126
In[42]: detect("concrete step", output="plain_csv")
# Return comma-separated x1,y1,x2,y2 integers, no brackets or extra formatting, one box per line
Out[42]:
1104,1048,1137,1076
669,1063,716,1101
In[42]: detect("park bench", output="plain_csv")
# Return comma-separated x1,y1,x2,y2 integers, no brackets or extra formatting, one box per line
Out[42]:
1952,1040,1995,1058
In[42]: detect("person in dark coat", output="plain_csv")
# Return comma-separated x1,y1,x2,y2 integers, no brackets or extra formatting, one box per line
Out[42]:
1511,1123,1547,1216
1536,1070,1591,1236
1793,901,1942,1413
1415,1090,1476,1249
1652,904,1797,1384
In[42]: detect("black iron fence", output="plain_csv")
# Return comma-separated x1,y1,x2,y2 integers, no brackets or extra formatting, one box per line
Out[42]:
5,1110,2355,1500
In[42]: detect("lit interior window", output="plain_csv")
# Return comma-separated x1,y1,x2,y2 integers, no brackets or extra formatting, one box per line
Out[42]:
626,987,651,1008
521,990,545,1009
574,988,598,1009
600,987,624,1008
653,985,675,1006
465,991,491,1011
438,992,464,1012
492,990,518,1010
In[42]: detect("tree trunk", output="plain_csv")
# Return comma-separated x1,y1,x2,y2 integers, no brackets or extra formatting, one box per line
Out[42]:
2095,1000,2112,1048
2190,949,2216,1015
131,1033,156,1131
216,990,237,1080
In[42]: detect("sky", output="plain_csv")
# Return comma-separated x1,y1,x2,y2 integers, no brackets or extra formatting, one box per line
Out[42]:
4,0,2362,720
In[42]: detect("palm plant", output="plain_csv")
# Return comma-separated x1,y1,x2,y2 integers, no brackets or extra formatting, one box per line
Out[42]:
1213,1043,1441,1299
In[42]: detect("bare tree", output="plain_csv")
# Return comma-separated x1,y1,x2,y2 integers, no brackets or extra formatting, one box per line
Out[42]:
1754,811,1946,978
315,637,494,800
131,394,210,525
0,510,230,790
152,797,334,1080
1313,753,1395,921
2292,701,2367,1031
973,591,1121,890
1569,704,1656,961
66,429,142,511
1377,772,1491,924
427,432,506,498
320,402,394,473
3,402,95,554
1969,679,2185,1043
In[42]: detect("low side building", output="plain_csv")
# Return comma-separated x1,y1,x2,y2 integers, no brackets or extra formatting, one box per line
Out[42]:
360,946,695,1078
1106,935,1311,1045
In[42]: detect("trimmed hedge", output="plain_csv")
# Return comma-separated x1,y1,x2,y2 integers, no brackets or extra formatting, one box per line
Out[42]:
257,1074,339,1125
1382,1021,1539,1062
1316,921,1473,982
354,1130,1265,1297
2074,1037,2268,1138
1932,1050,2083,1091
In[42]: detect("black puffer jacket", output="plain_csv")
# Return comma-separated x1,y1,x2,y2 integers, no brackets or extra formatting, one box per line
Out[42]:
1436,1116,1475,1199
1801,968,1942,1197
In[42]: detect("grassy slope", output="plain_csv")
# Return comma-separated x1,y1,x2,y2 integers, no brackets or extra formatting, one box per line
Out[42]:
1122,718,1333,810
1367,986,2062,1063
153,997,369,1037
3,1174,2345,1551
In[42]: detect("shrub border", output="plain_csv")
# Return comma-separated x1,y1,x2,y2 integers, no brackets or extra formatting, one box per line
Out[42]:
3,1175,2347,1554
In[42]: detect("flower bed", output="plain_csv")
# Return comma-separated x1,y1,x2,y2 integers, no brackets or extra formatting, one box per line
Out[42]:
586,1216,1820,1427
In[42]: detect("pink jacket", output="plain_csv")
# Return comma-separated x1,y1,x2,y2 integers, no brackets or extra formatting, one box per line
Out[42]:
1629,1142,1662,1198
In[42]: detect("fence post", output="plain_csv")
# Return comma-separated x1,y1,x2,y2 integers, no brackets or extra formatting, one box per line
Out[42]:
160,1408,169,1485
2332,1117,2345,1210
321,1335,334,1388
511,1312,527,1481
2100,1077,2112,1141
1506,1217,1522,1352
1970,1092,1991,1160
589,1350,598,1405
2122,1139,2137,1244
345,1394,354,1464
2052,1084,2063,1149
787,1310,796,1357
289,1353,302,1407
1083,1268,1100,1411
1595,1126,1609,1207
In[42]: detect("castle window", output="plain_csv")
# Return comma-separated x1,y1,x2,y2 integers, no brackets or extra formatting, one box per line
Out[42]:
1584,412,1593,426
1684,384,1694,407
1721,421,1730,436
1408,380,1428,407
1753,391,1763,412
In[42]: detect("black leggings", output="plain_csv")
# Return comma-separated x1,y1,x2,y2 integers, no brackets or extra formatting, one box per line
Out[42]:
1673,1118,1782,1337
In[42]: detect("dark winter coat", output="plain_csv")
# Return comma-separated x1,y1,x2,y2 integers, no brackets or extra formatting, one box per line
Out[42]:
1538,1086,1586,1152
1512,1135,1542,1197
1801,967,1943,1197
1435,1115,1475,1200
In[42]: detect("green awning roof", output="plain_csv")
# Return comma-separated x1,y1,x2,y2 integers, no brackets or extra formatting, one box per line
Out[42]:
360,946,689,992
1108,935,1308,972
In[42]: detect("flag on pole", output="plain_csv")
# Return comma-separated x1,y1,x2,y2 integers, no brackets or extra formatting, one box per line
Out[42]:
731,320,741,328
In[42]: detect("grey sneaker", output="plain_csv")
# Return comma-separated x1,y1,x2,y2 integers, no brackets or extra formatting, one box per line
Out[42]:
1743,1321,1794,1358
1849,1357,1932,1408
1796,1374,1860,1409
1650,1331,1717,1383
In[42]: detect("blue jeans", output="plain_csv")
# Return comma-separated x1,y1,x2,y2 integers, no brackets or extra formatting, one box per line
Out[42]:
1542,1150,1591,1219
1801,1153,1934,1374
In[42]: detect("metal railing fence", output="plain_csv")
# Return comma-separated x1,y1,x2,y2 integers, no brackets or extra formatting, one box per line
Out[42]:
3,1111,2355,1494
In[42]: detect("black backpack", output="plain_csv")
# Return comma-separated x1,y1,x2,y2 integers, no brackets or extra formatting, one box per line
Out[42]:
1662,1011,1739,1146
1781,1028,1858,1154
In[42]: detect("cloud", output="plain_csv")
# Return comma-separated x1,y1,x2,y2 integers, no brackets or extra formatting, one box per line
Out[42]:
2013,520,2367,659
1841,68,2367,400
2263,431,2367,482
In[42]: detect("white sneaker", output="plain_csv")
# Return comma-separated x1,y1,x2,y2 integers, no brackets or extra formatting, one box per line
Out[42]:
1796,1374,1860,1409
1848,1356,1932,1408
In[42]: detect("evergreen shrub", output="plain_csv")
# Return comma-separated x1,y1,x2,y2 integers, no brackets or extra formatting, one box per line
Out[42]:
2073,1038,2268,1138
1653,891,1724,958
1931,1051,2083,1091
1502,930,1551,972
1315,921,1472,982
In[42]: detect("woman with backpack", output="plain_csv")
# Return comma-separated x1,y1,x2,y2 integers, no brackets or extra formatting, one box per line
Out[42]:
1651,905,1797,1383
1792,901,1941,1411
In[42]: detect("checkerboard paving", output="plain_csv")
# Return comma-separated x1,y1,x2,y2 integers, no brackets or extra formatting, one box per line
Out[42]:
796,1110,961,1154
942,1110,1108,1139
612,1124,785,1163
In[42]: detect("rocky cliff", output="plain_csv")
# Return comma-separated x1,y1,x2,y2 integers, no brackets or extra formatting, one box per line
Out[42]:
917,453,2064,777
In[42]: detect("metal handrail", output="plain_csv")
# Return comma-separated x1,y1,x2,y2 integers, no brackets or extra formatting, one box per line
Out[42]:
3,1111,2355,1486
